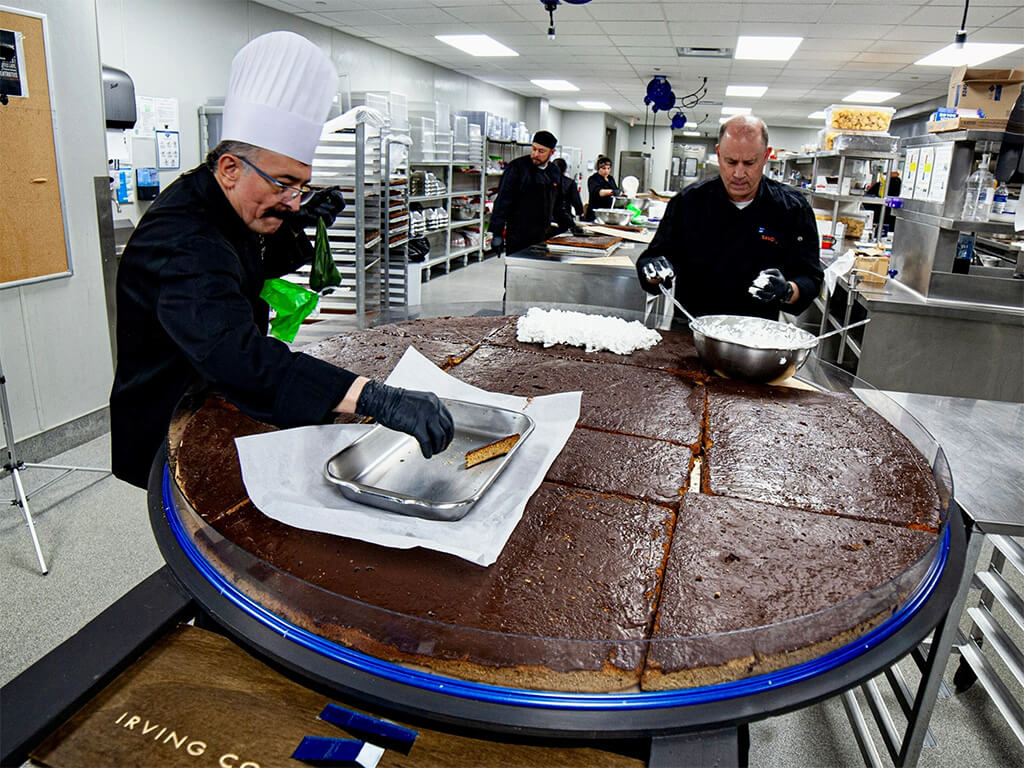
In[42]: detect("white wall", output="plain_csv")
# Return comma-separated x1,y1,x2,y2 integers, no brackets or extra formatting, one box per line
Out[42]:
0,1,111,448
767,126,820,154
96,0,538,223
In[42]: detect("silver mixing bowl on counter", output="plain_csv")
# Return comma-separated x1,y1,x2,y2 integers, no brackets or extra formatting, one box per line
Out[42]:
689,315,818,383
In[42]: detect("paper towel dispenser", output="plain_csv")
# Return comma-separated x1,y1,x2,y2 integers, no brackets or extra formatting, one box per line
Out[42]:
102,65,136,129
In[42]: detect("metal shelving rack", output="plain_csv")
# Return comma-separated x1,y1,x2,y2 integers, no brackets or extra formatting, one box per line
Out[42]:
291,119,382,324
795,149,901,242
408,132,486,282
382,136,410,309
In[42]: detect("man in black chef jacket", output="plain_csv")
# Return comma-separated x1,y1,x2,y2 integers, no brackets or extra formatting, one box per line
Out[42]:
636,116,823,322
488,130,576,254
109,31,454,489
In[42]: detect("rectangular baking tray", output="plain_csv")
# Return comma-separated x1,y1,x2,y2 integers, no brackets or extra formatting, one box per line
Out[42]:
323,398,535,521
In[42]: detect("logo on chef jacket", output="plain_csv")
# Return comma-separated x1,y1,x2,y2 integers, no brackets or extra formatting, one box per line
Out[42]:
113,711,263,767
758,226,778,244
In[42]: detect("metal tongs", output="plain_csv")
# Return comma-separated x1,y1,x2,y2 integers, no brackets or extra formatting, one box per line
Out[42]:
642,261,697,323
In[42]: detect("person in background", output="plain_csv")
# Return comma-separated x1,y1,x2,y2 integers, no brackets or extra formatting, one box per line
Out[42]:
553,157,584,220
488,130,577,254
635,115,823,322
109,31,454,488
584,156,620,221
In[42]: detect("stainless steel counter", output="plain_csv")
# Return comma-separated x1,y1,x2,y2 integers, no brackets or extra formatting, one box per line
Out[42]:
503,243,664,316
879,391,1023,535
822,272,1024,402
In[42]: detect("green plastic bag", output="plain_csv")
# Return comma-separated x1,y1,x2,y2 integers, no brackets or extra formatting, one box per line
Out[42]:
309,217,342,293
626,202,644,225
260,278,319,343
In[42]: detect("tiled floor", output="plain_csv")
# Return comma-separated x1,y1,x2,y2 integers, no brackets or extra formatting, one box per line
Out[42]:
2,257,1021,766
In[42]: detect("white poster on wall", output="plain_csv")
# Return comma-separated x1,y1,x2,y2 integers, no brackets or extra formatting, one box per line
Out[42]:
133,96,179,138
903,148,920,200
915,147,935,199
0,28,28,99
927,143,954,203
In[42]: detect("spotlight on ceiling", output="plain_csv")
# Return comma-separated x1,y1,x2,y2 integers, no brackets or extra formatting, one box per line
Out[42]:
539,0,593,40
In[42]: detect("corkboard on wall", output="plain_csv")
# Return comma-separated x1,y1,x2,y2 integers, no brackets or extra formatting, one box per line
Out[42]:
0,8,70,287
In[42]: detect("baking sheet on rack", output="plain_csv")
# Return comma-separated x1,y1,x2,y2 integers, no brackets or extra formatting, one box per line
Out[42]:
234,346,581,566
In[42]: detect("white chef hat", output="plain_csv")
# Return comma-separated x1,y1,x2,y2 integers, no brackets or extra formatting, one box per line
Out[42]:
221,31,338,165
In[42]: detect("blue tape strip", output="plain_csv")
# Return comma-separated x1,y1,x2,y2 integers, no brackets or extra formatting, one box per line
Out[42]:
291,736,364,762
319,703,417,749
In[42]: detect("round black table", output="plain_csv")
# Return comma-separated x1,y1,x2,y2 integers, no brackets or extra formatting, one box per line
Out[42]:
148,305,967,766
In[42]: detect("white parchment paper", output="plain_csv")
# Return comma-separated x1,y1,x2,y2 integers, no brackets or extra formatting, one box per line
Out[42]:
235,346,581,566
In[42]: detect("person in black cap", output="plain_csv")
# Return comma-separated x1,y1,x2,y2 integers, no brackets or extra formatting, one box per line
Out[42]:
489,129,577,254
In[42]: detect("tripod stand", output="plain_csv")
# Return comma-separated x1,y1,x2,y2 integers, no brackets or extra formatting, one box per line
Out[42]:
1,355,109,574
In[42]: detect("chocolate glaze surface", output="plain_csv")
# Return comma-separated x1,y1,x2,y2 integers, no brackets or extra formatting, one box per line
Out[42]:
449,345,704,446
546,427,694,505
169,318,942,691
704,379,941,529
191,478,671,677
646,493,936,675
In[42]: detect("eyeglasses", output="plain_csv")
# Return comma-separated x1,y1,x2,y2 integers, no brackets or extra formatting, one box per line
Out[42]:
237,155,316,204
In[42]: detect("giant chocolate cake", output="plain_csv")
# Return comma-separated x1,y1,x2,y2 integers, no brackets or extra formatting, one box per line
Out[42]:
169,315,944,693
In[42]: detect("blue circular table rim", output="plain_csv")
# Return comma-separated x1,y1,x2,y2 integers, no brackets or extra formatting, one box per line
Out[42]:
149,461,964,740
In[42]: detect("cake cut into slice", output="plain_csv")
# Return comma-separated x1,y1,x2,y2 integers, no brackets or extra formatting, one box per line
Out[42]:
642,493,937,690
465,433,520,468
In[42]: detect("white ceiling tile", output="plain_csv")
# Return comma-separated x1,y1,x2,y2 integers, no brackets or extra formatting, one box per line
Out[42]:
664,4,743,22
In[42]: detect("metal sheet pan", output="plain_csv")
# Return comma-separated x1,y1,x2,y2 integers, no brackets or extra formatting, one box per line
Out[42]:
324,398,535,521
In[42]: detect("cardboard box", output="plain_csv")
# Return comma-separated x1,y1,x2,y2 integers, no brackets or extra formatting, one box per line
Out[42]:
947,67,1024,120
927,117,1009,133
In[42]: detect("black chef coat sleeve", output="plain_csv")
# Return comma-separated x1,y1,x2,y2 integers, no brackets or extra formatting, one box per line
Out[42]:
489,161,523,235
156,236,356,426
786,199,825,315
262,221,316,277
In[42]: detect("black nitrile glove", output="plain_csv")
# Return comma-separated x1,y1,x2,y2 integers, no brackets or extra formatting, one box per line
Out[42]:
570,224,585,236
356,381,455,458
490,234,504,253
636,254,674,295
612,189,623,197
289,187,347,228
749,268,794,304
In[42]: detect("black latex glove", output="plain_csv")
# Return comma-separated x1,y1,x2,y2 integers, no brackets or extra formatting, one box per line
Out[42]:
356,381,455,458
636,254,674,295
490,234,504,253
749,268,794,304
612,189,623,197
288,187,347,228
570,224,585,236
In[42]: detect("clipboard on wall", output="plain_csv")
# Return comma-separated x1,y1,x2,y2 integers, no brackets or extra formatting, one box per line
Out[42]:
0,6,72,288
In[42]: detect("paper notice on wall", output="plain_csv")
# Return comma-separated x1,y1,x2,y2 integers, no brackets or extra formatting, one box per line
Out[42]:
914,147,935,199
133,95,179,137
903,148,920,200
0,28,28,99
927,143,954,203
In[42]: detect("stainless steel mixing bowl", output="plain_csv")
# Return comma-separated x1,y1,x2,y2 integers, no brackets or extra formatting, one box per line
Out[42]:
690,315,818,383
593,208,633,226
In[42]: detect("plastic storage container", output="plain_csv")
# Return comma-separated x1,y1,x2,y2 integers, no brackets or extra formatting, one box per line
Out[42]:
824,105,895,133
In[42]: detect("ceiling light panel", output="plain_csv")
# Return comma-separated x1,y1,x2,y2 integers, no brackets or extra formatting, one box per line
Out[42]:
721,106,753,115
914,42,1024,68
842,90,900,103
435,34,518,57
725,85,768,98
577,101,611,110
531,79,580,91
